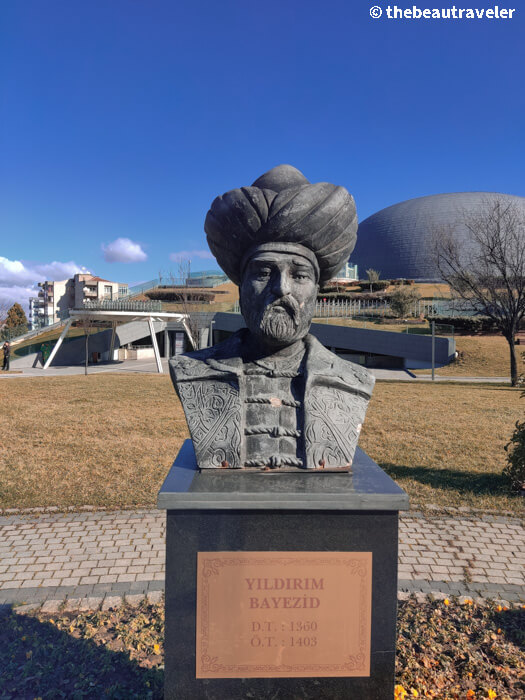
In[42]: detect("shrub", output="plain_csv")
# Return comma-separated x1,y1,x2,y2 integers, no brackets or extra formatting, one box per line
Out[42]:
320,283,354,293
353,281,390,293
503,420,525,492
390,287,421,318
371,280,390,292
429,316,500,334
145,288,214,303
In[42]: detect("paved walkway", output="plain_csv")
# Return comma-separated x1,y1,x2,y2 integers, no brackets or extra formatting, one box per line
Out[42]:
1,358,171,377
0,509,523,609
2,358,511,383
370,369,511,383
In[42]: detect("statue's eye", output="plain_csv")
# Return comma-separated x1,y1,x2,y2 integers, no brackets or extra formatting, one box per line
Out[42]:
257,268,271,278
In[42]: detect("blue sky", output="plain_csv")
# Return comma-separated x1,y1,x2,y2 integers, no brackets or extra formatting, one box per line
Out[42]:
1,0,524,308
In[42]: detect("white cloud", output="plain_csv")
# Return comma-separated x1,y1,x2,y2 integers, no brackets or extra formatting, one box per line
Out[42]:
102,238,147,263
0,257,87,313
0,256,86,287
169,249,215,261
0,285,34,314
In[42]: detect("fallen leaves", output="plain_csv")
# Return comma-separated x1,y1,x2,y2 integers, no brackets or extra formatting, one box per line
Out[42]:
396,597,524,699
1,596,522,698
1,599,164,698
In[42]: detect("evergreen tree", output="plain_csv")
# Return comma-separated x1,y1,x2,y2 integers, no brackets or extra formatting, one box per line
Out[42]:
3,303,29,338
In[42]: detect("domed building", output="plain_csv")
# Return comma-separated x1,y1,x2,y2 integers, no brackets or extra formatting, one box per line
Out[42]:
352,192,525,281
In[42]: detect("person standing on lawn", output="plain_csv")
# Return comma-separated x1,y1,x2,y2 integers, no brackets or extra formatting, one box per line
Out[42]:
2,341,10,370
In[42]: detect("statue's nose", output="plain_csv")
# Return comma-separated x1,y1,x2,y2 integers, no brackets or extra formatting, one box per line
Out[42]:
271,271,291,297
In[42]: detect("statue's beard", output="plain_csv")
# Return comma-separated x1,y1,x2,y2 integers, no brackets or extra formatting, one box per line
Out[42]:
245,295,312,347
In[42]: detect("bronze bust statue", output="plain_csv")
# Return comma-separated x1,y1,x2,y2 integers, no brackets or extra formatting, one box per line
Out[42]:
169,165,375,471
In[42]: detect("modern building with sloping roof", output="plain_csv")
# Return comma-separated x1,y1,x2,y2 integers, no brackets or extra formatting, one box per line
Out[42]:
352,192,525,280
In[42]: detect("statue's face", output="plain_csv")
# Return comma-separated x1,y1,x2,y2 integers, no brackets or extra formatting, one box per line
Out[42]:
240,251,319,348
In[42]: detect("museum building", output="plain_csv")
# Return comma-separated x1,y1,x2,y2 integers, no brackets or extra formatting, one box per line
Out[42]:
351,191,525,281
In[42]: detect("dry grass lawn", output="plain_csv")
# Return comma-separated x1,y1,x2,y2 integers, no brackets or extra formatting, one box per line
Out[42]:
360,381,523,513
416,335,520,377
10,325,98,360
0,375,523,513
321,318,520,378
314,317,431,334
0,375,185,510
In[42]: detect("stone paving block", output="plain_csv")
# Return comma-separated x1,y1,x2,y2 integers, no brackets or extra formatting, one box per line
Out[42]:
128,565,145,574
1,508,523,606
102,596,123,611
147,590,163,604
146,563,164,572
1,558,18,566
14,603,41,615
41,599,62,613
78,597,103,611
413,565,432,574
61,577,81,586
13,572,36,581
124,594,146,607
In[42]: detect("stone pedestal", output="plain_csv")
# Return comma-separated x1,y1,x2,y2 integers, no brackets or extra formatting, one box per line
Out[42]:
158,440,409,700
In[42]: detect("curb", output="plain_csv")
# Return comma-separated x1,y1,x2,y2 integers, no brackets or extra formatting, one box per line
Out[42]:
12,590,164,615
9,590,517,617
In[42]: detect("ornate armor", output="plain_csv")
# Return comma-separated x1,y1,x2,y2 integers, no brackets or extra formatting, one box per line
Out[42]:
170,330,375,470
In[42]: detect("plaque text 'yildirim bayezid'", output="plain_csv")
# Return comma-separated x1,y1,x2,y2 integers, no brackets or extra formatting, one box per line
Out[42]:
196,551,372,679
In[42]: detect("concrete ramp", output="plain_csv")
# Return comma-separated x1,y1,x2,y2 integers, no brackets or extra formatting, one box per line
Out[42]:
212,312,456,369
11,320,167,368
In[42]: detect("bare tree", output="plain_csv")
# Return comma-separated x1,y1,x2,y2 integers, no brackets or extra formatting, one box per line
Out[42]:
433,198,525,386
77,313,97,375
0,298,9,320
168,258,200,350
366,268,380,293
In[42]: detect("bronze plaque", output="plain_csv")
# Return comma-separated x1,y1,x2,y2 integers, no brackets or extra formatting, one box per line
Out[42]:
196,551,372,679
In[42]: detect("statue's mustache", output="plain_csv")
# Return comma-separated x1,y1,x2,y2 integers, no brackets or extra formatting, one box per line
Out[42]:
263,295,300,326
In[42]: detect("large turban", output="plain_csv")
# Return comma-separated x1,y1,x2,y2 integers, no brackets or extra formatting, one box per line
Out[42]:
204,165,358,285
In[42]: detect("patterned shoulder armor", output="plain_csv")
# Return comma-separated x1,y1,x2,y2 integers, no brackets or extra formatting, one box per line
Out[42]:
169,350,213,381
332,354,375,397
169,331,245,382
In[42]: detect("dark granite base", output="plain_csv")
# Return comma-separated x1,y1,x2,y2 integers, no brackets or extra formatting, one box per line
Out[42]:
159,441,408,700
165,510,398,699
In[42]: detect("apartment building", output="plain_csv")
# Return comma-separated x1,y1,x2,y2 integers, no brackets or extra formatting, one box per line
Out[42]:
28,296,46,330
72,274,128,308
37,278,74,325
36,274,128,325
